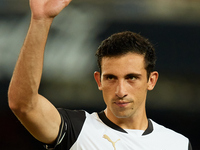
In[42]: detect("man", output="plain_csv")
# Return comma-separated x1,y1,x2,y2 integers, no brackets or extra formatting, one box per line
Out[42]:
8,0,192,149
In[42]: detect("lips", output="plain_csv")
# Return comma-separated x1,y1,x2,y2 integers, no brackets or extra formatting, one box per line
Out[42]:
114,100,131,107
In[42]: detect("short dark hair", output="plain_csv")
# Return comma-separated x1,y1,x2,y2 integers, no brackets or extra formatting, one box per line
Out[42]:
95,31,156,79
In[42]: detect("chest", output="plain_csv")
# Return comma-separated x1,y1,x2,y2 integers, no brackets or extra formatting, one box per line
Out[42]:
69,119,173,150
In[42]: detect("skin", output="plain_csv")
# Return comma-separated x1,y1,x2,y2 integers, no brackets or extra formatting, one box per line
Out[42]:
94,53,158,130
8,0,72,144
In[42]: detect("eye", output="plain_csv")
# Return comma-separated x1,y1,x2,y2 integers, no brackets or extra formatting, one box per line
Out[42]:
107,75,115,80
129,76,136,80
126,75,137,81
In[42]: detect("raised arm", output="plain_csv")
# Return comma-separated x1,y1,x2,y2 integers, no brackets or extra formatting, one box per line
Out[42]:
8,0,72,144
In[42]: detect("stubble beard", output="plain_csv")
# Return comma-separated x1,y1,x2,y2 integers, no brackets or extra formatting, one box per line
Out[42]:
111,97,135,119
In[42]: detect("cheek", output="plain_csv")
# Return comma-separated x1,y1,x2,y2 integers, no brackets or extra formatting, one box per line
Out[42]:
101,81,116,91
135,86,148,103
129,83,148,98
101,84,115,100
102,85,114,95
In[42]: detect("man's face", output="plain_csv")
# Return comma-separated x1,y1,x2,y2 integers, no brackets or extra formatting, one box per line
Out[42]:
94,52,158,121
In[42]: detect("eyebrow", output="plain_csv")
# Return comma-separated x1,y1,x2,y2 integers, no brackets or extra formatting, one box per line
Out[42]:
103,73,142,78
125,73,142,78
103,74,117,78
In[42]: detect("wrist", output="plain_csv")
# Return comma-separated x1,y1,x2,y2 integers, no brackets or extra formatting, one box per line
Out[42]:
30,17,53,31
31,15,54,26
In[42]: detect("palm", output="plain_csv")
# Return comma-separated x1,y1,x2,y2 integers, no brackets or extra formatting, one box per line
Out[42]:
30,0,72,19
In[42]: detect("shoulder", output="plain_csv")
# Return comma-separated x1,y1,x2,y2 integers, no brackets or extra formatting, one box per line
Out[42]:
57,108,99,129
150,119,189,143
51,109,95,150
58,108,87,118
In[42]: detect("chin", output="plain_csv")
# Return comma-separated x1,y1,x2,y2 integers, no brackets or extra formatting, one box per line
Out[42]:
113,111,133,119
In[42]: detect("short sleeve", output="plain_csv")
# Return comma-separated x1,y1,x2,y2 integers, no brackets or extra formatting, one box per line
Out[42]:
43,112,67,150
44,108,86,150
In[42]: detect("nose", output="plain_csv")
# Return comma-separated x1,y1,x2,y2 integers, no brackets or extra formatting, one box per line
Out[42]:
115,80,128,99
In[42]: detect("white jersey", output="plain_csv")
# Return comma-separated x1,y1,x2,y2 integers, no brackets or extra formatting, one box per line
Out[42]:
44,109,192,150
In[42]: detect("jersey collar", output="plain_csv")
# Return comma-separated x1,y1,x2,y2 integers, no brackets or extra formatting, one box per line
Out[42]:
98,111,153,135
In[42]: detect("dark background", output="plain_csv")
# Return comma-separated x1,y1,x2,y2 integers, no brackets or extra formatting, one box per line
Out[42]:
1,1,200,149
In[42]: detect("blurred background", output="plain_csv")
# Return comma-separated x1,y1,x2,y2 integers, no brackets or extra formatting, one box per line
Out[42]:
0,0,200,149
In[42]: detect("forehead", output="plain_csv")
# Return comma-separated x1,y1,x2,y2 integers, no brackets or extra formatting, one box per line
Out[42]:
101,53,146,75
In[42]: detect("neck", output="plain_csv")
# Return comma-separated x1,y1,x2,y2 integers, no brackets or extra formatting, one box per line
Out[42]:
104,108,148,130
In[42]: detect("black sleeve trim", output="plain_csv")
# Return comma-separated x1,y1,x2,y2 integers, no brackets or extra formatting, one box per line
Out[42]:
54,108,86,150
44,115,67,150
188,141,192,150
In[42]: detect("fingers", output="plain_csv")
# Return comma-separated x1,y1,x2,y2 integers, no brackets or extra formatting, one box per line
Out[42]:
30,0,73,20
62,0,72,7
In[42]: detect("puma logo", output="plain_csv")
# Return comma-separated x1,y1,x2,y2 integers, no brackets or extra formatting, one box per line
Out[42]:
103,134,120,150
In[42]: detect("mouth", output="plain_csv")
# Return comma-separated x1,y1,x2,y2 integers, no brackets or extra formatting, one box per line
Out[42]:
114,100,131,107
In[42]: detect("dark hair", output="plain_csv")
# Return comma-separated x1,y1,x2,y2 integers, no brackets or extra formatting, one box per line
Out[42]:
95,31,156,79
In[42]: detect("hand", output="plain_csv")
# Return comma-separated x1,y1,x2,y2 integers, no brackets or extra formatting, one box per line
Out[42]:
29,0,72,20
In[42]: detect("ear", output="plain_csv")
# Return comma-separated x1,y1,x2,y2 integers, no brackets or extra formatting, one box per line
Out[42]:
94,71,102,90
147,71,159,91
